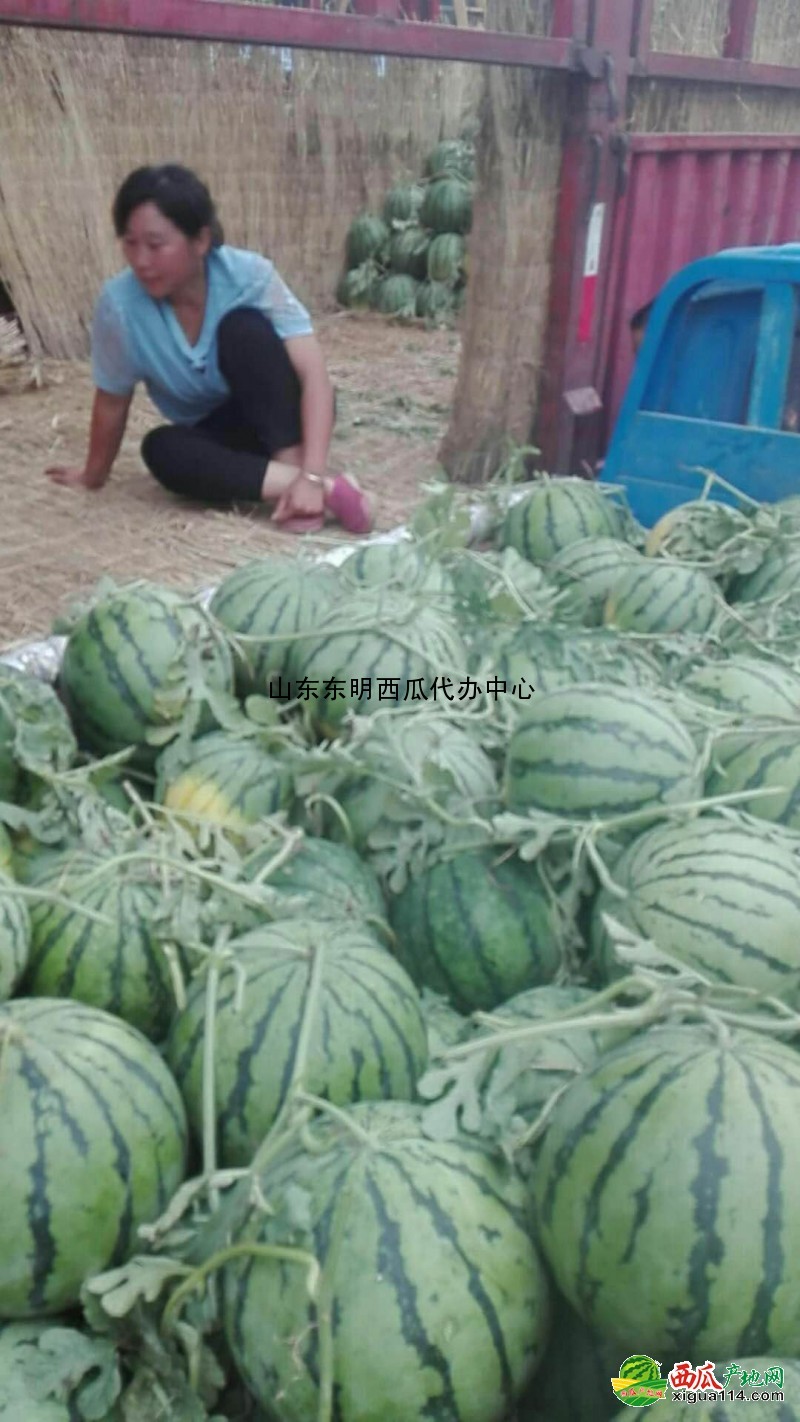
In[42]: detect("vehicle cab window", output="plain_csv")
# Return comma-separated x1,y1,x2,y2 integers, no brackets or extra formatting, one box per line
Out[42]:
641,281,763,426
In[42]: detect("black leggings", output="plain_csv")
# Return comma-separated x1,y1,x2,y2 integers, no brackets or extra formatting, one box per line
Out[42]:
141,307,304,503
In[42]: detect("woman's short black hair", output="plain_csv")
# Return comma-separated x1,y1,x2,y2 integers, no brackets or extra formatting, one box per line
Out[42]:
112,164,224,246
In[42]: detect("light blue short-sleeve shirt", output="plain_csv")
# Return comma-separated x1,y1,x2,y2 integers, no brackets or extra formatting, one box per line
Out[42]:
91,245,314,424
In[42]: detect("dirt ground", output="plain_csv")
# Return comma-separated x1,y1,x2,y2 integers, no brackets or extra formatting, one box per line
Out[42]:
0,312,461,648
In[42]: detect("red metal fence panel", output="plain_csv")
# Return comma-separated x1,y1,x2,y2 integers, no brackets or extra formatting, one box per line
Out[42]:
599,134,800,443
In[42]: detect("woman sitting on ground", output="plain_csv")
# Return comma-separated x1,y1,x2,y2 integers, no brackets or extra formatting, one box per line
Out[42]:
46,163,373,534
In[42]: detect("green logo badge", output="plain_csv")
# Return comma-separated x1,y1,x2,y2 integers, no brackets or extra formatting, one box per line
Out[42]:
611,1356,669,1408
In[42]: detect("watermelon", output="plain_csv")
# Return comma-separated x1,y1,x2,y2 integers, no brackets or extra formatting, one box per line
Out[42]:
388,226,430,279
0,998,187,1316
707,730,800,831
684,655,800,721
25,868,175,1039
0,826,12,875
388,848,564,1013
0,666,76,802
427,232,466,285
533,1022,800,1356
591,815,800,1003
59,583,235,767
345,214,389,269
337,540,453,597
0,1321,101,1421
154,729,291,833
504,684,702,820
375,274,419,317
0,877,30,1003
245,835,385,924
420,177,474,234
425,138,475,181
493,625,661,699
501,482,625,566
459,984,631,1147
209,556,339,696
416,280,457,322
220,834,388,937
619,1355,661,1382
383,183,425,225
548,538,644,626
604,561,719,635
167,920,427,1166
222,1100,548,1422
324,711,498,861
285,593,467,736
729,544,800,603
612,1359,800,1417
337,260,383,310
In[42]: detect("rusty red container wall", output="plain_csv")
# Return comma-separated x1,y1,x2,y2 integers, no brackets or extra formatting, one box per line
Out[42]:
600,135,800,443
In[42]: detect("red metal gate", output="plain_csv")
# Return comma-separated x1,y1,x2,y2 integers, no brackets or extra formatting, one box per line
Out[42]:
599,134,800,443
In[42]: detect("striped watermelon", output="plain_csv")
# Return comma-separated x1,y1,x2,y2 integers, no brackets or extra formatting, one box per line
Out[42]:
0,1321,92,1421
0,666,76,801
684,655,800,721
548,538,644,626
729,544,800,603
427,232,466,285
0,998,187,1316
234,834,387,935
0,877,30,1002
591,815,800,1002
707,731,800,831
604,561,719,635
345,214,389,269
420,177,474,234
222,1100,548,1422
330,713,497,855
155,729,291,833
532,1022,800,1356
26,868,174,1039
286,594,467,736
463,984,631,1141
375,274,419,317
504,684,701,819
209,556,339,696
59,584,234,767
337,540,453,597
383,183,425,225
167,920,427,1167
619,1355,660,1383
416,280,457,322
0,827,12,875
493,624,661,699
613,1359,800,1418
388,226,430,279
425,138,475,181
501,481,625,567
388,848,564,1013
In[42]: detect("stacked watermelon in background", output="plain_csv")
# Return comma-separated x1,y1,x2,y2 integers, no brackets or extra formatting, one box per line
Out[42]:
336,135,473,323
4,474,800,1417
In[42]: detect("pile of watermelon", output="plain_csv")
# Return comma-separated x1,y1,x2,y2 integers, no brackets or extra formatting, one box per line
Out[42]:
336,136,473,324
3,475,800,1419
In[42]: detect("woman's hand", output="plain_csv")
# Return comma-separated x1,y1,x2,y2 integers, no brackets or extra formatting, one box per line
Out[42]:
271,470,325,525
46,465,107,490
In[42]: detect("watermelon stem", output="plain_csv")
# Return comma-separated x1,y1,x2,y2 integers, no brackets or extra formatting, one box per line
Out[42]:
162,1240,321,1337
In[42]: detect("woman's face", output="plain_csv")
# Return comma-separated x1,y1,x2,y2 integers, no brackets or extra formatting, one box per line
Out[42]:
121,202,210,300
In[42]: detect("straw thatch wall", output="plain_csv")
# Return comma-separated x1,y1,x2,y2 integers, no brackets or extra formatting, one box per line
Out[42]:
439,63,566,483
0,26,479,358
650,0,729,56
630,79,800,134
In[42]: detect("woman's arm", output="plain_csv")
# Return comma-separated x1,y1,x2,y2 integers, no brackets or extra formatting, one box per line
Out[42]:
46,389,133,489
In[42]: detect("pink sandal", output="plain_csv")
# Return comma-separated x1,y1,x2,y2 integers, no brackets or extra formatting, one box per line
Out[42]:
325,474,375,535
